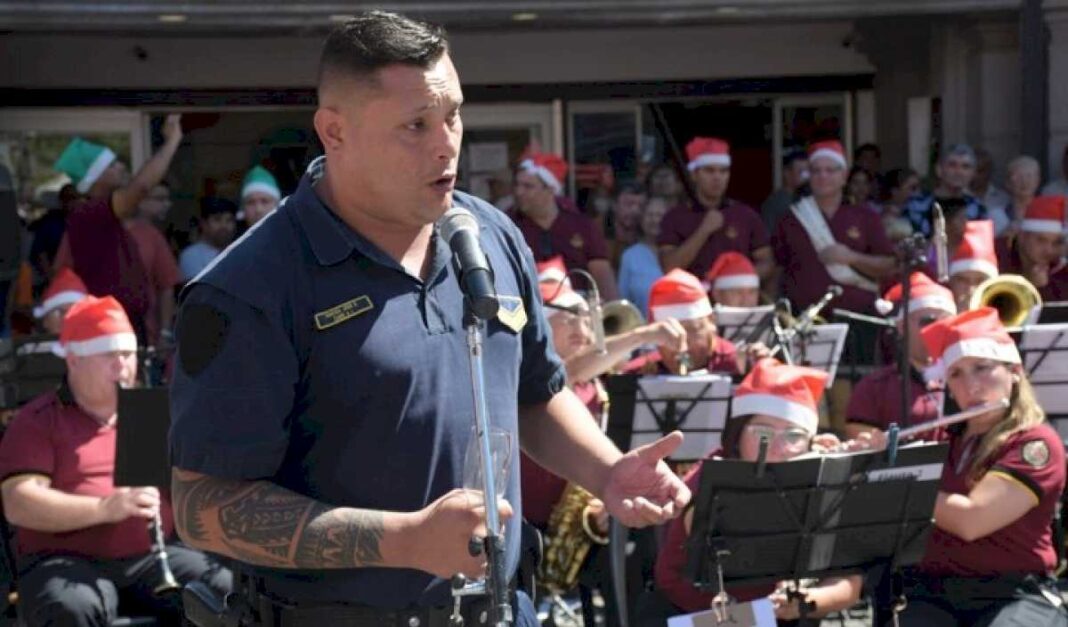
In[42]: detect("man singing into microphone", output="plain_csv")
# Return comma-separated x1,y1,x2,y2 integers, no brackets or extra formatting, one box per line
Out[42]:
168,11,689,626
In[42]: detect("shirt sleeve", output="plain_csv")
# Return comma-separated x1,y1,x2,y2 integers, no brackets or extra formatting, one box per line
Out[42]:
656,209,684,248
747,208,771,252
514,240,567,406
0,409,55,483
583,218,610,262
987,428,1066,505
169,283,299,479
149,228,182,289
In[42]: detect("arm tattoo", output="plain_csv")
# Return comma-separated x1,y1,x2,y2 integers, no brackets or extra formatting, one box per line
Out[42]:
171,470,385,568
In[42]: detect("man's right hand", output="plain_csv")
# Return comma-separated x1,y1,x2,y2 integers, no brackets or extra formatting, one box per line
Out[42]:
640,319,687,354
408,488,514,580
162,113,183,145
698,208,724,236
99,486,160,524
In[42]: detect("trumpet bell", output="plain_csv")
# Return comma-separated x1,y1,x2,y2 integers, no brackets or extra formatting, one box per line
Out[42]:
967,274,1042,327
601,300,645,336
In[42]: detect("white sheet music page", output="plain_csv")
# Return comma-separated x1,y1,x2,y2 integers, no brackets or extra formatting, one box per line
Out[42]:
667,598,777,627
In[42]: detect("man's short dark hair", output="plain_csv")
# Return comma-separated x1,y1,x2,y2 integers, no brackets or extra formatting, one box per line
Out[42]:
318,11,448,97
200,197,237,220
782,148,807,168
615,181,647,198
854,143,881,160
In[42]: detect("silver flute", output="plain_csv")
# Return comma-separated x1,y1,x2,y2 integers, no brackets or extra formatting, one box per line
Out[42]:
897,398,1010,439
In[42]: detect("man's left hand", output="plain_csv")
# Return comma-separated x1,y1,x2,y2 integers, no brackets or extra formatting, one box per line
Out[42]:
601,431,691,527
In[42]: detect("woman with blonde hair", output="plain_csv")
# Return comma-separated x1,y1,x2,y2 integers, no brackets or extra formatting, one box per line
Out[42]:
891,307,1067,626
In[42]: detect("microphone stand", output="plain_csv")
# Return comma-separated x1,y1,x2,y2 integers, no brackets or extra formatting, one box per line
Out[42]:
453,297,512,627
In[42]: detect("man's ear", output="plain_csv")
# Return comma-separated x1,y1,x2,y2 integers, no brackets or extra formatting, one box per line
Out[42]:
314,107,345,154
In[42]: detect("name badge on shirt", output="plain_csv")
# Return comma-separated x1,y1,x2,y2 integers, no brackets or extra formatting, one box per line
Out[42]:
315,295,374,331
496,296,528,333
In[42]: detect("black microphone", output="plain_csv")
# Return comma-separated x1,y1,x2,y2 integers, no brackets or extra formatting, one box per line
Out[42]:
441,208,499,321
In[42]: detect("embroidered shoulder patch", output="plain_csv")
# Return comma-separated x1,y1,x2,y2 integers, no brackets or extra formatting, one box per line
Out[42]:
1022,439,1051,469
314,295,373,331
496,296,528,332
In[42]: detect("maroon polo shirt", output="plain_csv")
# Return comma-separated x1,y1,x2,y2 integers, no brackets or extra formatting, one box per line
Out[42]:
995,238,1068,301
846,365,944,440
513,202,609,272
0,386,175,561
920,423,1064,576
772,203,893,315
520,380,603,528
64,195,151,334
657,200,769,277
655,459,776,612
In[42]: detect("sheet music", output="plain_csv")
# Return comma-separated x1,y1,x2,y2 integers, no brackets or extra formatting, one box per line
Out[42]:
1019,323,1068,414
668,598,776,627
713,304,774,343
788,323,848,387
633,374,732,460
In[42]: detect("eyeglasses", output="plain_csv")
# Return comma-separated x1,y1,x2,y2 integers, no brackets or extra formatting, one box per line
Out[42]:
743,424,811,452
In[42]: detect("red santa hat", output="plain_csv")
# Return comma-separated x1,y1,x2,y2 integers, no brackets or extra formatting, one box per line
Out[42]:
518,152,568,194
875,272,957,317
1021,196,1067,234
685,137,731,171
950,220,998,279
705,252,759,291
34,268,89,319
648,269,713,322
536,257,585,314
730,358,827,434
55,295,138,358
920,307,1020,374
808,140,848,170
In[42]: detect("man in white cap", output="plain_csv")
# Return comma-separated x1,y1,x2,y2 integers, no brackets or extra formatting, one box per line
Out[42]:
0,295,231,626
52,115,184,341
240,165,281,227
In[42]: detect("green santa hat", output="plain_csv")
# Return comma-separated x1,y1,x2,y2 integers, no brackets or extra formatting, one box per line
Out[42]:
54,138,117,194
241,166,280,200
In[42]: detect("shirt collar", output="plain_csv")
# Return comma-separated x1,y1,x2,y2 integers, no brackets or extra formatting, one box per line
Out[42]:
293,157,453,281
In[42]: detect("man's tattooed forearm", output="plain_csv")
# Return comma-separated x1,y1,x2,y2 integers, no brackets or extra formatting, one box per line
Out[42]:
171,470,385,568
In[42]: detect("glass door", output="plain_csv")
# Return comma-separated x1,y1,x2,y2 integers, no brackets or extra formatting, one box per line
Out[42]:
459,102,560,206
772,93,853,186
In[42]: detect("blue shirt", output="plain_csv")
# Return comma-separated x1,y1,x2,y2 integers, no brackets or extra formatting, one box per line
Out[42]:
618,242,662,315
903,193,986,238
169,157,565,607
178,241,221,281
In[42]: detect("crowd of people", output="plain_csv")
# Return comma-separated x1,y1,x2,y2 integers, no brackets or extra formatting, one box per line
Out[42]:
2,7,1068,626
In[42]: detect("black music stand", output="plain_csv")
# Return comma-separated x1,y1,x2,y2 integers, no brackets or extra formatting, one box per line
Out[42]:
685,443,947,621
0,335,66,410
712,305,775,344
605,373,733,462
1018,323,1068,442
114,387,172,489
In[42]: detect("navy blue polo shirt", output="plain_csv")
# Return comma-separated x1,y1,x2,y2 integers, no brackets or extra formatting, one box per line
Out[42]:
169,157,566,608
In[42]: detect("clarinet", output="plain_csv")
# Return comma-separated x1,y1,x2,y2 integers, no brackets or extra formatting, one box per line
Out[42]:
149,507,180,596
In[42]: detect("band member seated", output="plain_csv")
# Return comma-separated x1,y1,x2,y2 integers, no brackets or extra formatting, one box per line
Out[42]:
704,251,761,308
0,296,231,627
658,137,773,281
997,195,1068,300
649,359,863,625
844,272,956,441
947,220,999,312
34,268,89,336
635,269,764,376
890,307,1067,626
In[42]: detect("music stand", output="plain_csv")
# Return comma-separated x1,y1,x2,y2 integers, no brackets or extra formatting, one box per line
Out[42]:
1018,323,1068,442
1036,303,1068,325
786,323,848,388
713,305,774,344
114,387,172,489
685,443,947,619
605,373,733,462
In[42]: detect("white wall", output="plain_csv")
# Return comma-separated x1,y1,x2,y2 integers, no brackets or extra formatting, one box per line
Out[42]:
1048,4,1068,182
0,21,873,89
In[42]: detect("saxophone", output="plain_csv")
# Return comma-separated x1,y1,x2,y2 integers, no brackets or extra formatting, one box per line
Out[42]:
538,380,611,593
